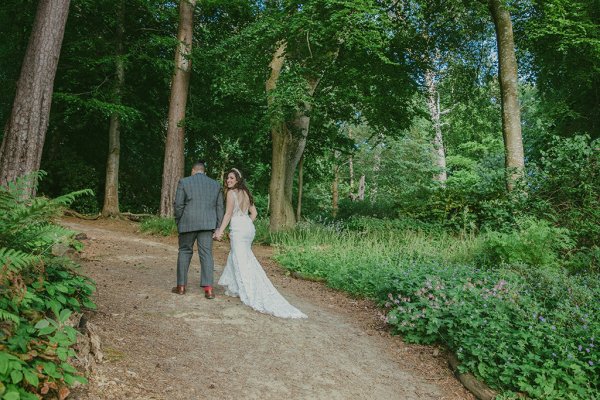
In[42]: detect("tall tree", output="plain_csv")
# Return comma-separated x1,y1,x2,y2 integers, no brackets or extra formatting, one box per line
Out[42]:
0,0,70,195
160,0,196,217
488,0,525,191
102,0,125,217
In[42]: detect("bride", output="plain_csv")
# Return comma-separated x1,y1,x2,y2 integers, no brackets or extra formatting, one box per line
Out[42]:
214,168,307,319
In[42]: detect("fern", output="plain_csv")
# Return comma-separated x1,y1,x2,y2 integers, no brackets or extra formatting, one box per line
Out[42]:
14,225,75,254
0,175,93,248
0,171,96,397
2,170,46,201
53,189,94,206
0,247,40,274
0,309,20,325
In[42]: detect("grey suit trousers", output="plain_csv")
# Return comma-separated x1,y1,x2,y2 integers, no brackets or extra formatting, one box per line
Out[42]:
176,230,214,286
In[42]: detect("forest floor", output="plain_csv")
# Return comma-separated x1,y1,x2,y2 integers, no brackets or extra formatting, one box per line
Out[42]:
61,217,474,400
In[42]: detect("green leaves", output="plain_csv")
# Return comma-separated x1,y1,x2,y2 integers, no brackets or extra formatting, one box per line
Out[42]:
274,218,599,399
23,369,39,387
0,175,96,398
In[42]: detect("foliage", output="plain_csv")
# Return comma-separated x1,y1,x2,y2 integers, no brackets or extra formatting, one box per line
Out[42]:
253,218,272,246
517,0,600,138
0,174,96,399
476,217,575,269
382,263,599,399
526,135,600,272
274,220,599,399
35,0,178,213
274,219,480,296
522,135,600,271
139,216,177,237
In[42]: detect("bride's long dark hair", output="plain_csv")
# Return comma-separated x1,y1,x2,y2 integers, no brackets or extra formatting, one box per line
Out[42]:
226,168,254,206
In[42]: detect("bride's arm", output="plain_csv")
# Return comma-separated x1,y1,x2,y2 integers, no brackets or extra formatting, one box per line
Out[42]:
249,204,257,221
215,191,235,238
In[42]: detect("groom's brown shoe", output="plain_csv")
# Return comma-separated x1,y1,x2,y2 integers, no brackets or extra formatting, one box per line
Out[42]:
171,285,186,295
204,287,215,300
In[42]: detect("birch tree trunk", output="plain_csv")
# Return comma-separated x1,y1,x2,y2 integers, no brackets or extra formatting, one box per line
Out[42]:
489,0,525,192
425,70,447,185
0,0,71,196
160,0,196,217
102,0,125,217
357,175,366,201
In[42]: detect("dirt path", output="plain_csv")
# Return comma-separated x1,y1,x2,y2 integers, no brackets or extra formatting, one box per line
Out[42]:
62,217,473,400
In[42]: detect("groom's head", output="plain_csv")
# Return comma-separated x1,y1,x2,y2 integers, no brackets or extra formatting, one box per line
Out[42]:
191,160,206,175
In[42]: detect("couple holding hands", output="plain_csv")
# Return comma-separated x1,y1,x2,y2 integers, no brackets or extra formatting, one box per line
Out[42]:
172,161,307,319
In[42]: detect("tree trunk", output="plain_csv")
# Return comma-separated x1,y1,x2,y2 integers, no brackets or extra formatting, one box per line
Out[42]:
348,128,357,201
0,0,71,196
296,155,303,222
425,70,447,185
267,39,336,231
266,42,293,231
357,175,366,201
160,0,196,217
332,156,339,218
349,155,355,192
267,43,318,231
489,0,525,191
102,0,125,218
269,110,311,231
370,138,383,203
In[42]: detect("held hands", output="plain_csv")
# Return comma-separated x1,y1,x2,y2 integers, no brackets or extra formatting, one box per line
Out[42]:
213,229,224,241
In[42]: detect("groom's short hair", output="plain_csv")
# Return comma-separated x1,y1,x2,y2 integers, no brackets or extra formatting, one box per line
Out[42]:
192,160,206,173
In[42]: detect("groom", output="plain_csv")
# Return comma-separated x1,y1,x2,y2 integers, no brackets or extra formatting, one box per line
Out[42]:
172,160,224,298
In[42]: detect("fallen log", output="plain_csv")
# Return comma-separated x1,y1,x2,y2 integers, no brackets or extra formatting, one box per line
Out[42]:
447,354,498,400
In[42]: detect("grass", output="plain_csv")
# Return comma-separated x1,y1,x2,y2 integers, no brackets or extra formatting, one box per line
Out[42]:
139,216,177,236
270,219,600,399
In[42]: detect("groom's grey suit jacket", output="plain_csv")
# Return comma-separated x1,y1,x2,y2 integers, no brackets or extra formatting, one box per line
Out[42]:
174,173,224,234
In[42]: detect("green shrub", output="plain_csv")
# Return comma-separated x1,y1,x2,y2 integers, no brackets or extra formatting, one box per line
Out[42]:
335,198,398,220
0,173,96,399
526,135,600,273
253,218,271,245
476,217,575,269
139,216,177,236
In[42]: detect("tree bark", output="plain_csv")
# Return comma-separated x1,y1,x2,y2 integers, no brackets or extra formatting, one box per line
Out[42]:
102,0,125,218
370,137,383,203
489,0,525,192
267,39,337,231
357,175,366,201
267,43,318,231
160,0,196,217
0,0,71,196
296,155,303,222
348,128,357,201
269,108,312,231
425,70,447,185
332,155,340,218
266,42,293,231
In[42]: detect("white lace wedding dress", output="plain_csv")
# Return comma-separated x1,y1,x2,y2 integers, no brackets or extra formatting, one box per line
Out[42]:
218,191,307,319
